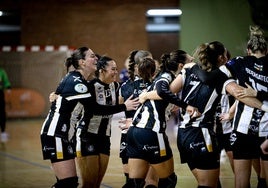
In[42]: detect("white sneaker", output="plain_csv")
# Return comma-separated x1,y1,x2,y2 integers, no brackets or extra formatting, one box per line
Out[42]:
1,132,9,143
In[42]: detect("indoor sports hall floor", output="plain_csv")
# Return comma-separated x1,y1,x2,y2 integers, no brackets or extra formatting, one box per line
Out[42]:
0,112,259,188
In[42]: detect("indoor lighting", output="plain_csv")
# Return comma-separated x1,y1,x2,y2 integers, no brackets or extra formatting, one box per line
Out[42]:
146,24,180,32
146,9,182,16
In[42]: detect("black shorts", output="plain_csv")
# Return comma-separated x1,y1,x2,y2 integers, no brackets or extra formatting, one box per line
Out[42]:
177,126,220,170
216,132,232,152
119,133,128,164
126,126,173,164
76,131,111,157
40,134,76,162
231,131,268,160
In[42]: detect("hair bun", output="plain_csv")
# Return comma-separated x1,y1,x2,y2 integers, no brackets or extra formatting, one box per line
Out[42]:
249,25,263,37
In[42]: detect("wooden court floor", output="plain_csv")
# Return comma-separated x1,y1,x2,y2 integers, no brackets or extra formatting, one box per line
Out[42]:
0,112,259,188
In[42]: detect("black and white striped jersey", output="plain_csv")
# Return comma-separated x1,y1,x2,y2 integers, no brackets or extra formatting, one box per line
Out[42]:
225,55,268,136
41,71,126,138
132,71,184,133
179,65,229,129
87,79,120,136
215,94,235,134
119,76,151,118
41,71,92,138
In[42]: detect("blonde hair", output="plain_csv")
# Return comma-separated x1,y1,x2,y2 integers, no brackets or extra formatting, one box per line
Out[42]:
193,41,225,72
247,25,267,54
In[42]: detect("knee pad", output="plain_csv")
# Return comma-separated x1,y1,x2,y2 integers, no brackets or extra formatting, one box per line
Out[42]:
122,178,145,188
52,176,78,188
158,172,177,188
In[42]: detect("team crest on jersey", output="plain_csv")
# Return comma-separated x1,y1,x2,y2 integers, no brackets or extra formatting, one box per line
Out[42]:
87,144,95,152
61,124,67,132
74,83,88,93
67,145,74,154
139,83,147,89
254,63,263,71
98,93,104,99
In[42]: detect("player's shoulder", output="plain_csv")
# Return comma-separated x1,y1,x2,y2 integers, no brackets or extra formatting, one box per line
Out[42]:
160,72,173,83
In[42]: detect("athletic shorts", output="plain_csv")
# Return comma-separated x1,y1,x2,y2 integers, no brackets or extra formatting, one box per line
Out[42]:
231,131,268,160
76,131,111,157
216,132,232,152
119,133,128,164
177,126,220,170
126,126,173,164
40,134,76,162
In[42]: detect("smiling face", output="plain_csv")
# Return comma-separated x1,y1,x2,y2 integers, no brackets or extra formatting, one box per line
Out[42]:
99,60,118,84
83,49,98,75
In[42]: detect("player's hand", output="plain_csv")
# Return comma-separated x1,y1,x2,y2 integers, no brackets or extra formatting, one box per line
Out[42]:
118,118,132,131
49,92,58,102
219,113,232,122
124,95,139,111
186,105,201,118
236,83,257,98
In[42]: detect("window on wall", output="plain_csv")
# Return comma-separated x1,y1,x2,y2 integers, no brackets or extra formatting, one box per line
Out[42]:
146,8,181,60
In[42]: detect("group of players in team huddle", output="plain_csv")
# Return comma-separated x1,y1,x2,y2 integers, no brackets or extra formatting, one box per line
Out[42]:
40,25,268,188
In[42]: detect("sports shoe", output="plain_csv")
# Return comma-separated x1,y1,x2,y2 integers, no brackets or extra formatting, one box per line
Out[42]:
1,132,9,143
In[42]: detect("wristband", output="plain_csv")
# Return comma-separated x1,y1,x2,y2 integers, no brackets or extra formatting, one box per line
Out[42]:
261,104,268,112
